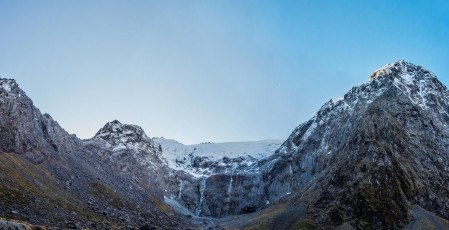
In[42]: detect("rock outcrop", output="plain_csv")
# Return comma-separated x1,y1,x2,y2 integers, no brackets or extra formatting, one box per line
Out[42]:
0,79,80,164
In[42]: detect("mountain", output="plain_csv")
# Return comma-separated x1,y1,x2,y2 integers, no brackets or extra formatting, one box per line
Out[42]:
217,60,449,229
83,120,284,218
0,79,193,229
154,138,283,217
1,60,449,229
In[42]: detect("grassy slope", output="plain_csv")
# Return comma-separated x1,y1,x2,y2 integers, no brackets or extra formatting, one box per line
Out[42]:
0,151,186,229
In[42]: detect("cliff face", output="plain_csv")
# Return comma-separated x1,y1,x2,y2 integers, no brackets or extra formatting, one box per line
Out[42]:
0,79,80,164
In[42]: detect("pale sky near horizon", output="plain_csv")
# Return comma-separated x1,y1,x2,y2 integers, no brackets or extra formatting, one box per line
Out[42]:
1,1,448,144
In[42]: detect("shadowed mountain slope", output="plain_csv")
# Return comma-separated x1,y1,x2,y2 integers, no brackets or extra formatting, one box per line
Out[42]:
0,79,192,229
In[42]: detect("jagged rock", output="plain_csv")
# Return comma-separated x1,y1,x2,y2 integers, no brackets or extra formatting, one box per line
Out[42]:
250,60,449,229
0,79,80,163
84,120,164,169
0,79,193,229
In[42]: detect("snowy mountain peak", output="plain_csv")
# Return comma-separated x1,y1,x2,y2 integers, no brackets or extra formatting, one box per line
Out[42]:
264,61,449,229
94,120,151,146
88,120,163,165
370,60,434,81
279,61,446,156
0,78,18,93
369,60,445,109
0,78,17,90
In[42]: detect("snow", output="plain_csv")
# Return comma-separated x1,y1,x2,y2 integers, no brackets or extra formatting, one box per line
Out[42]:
0,79,17,93
387,61,441,109
401,73,415,86
301,118,317,142
278,60,441,160
94,121,156,154
155,138,283,161
154,138,284,177
331,97,344,103
2,84,11,92
91,120,283,177
112,144,127,152
91,60,446,183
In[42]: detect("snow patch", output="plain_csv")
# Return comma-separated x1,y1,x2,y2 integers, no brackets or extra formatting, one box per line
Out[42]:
0,79,17,95
154,138,283,177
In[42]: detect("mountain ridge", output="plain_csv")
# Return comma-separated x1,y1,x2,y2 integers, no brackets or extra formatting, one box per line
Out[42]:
253,60,449,229
0,77,195,229
1,60,449,229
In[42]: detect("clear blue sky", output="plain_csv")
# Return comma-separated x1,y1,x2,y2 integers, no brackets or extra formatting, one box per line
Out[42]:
1,1,448,144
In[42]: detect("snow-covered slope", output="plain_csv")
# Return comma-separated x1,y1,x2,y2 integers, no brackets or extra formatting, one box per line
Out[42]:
154,138,284,177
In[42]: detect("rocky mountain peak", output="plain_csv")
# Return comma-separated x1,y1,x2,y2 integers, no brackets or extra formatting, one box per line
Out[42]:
94,120,150,145
263,61,449,229
0,78,24,100
0,78,18,93
369,60,447,110
370,60,434,81
90,120,164,163
279,61,446,155
0,78,80,164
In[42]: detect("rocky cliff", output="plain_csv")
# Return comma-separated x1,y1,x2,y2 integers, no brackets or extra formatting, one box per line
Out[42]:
0,79,193,229
0,79,80,164
218,60,449,229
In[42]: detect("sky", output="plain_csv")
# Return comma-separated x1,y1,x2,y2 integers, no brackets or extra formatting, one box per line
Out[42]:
0,1,448,144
